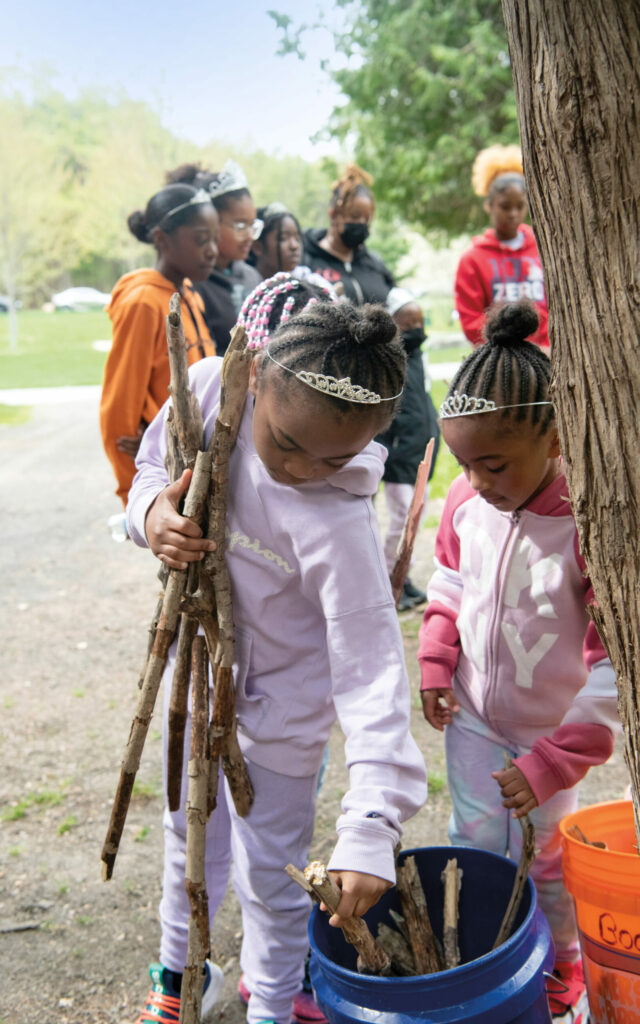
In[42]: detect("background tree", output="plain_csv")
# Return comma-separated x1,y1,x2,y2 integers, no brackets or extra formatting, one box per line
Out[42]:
501,1,640,831
272,0,519,238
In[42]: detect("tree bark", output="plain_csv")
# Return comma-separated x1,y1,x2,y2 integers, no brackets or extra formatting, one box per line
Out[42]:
502,0,640,839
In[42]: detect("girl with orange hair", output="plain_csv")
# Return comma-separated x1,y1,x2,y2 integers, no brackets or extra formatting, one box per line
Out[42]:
454,145,549,348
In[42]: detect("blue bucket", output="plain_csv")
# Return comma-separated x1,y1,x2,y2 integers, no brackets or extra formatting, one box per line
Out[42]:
309,846,554,1024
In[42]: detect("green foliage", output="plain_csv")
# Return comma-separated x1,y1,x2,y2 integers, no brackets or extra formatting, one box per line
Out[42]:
57,815,79,835
273,0,519,239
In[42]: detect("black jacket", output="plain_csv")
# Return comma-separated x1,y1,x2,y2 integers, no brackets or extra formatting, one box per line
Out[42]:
302,228,395,305
194,262,261,355
376,341,440,485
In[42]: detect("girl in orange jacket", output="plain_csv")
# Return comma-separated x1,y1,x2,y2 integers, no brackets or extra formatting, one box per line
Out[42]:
100,184,219,505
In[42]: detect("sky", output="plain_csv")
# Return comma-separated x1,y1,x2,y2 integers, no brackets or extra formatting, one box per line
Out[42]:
1,0,347,160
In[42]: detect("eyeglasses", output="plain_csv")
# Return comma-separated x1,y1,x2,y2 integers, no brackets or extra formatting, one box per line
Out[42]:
223,218,264,240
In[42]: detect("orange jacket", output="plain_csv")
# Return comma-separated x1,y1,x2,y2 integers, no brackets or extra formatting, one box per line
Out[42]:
100,269,215,505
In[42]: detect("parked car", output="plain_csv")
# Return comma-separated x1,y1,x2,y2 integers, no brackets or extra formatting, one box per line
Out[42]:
51,287,112,311
0,295,22,312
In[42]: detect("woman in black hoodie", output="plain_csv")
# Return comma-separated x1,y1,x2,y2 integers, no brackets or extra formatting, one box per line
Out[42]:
302,164,395,305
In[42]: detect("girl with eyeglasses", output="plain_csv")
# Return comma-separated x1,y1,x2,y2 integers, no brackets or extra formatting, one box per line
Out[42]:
166,160,263,355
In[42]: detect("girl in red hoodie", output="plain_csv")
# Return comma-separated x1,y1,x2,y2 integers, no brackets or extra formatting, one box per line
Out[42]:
454,145,549,348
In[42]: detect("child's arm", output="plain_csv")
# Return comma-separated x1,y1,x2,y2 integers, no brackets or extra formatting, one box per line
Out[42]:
417,476,468,728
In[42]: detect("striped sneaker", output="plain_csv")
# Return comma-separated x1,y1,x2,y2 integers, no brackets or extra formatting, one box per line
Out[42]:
136,961,224,1022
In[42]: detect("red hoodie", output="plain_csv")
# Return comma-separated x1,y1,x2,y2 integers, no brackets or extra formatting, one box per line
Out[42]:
454,223,549,347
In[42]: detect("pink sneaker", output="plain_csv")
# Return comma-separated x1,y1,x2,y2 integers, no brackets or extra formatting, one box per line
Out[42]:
546,958,589,1022
238,974,327,1024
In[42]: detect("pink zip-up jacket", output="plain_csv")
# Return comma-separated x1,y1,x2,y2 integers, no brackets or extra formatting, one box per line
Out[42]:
127,357,428,883
418,473,619,805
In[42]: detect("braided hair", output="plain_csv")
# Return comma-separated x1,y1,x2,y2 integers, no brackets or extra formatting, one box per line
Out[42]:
256,293,406,428
238,272,336,350
448,301,554,433
330,163,375,212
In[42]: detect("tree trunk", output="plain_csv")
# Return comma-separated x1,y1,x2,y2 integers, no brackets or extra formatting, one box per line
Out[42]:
501,1,640,838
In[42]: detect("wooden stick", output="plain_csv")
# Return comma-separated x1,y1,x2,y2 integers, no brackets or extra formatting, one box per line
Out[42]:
396,854,443,974
492,755,537,949
166,292,204,479
441,858,462,970
566,823,607,849
285,862,391,975
180,636,211,1024
166,614,199,811
390,438,435,605
203,325,255,817
101,452,211,880
376,923,416,975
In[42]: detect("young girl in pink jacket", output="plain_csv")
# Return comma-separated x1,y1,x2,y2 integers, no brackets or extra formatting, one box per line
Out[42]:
418,301,619,1022
127,275,427,1024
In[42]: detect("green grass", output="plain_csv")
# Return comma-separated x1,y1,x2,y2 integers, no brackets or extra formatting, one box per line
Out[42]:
1,787,67,822
428,343,471,365
0,310,110,388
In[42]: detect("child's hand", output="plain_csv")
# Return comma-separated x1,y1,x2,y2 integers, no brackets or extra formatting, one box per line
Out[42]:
116,420,146,458
145,469,216,570
491,764,538,818
421,688,460,731
325,870,392,927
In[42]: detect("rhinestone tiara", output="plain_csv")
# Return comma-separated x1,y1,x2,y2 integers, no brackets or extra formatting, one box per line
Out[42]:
162,188,211,222
266,347,402,404
208,159,249,199
439,391,553,419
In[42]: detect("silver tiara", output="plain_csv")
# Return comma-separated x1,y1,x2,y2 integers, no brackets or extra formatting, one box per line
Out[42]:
266,347,402,405
163,188,211,221
440,390,553,419
208,159,248,199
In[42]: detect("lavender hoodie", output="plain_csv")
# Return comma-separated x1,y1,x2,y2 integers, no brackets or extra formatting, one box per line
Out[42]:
127,356,428,882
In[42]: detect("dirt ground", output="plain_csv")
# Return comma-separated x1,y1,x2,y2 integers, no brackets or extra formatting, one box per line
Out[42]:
0,397,630,1024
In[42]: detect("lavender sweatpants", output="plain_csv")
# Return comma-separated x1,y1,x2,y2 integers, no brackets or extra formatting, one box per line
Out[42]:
159,668,319,1024
445,705,579,961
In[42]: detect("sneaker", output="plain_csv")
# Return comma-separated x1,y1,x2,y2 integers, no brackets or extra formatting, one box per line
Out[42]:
403,579,427,606
137,960,224,1022
546,958,589,1021
238,973,327,1024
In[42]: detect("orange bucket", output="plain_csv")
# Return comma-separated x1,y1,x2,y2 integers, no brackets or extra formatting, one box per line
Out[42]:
560,800,640,1022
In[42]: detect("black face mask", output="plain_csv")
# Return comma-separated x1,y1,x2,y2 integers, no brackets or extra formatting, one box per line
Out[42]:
340,222,369,249
401,327,425,352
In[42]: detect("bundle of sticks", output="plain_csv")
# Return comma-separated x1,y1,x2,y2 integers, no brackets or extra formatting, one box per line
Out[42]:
288,797,536,980
100,296,255,1022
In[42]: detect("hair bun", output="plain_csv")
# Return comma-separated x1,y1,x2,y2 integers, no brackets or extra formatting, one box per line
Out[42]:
485,300,539,347
127,210,149,243
351,303,397,348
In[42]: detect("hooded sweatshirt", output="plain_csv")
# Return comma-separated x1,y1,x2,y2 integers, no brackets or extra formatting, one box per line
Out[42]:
127,356,428,883
454,224,549,347
100,269,214,505
302,228,395,305
418,473,619,805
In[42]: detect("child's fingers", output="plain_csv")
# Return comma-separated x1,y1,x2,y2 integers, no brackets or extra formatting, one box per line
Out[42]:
421,689,459,730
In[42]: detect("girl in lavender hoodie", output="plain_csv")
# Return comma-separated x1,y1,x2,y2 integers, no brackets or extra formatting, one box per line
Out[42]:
126,276,428,1024
418,301,619,1022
